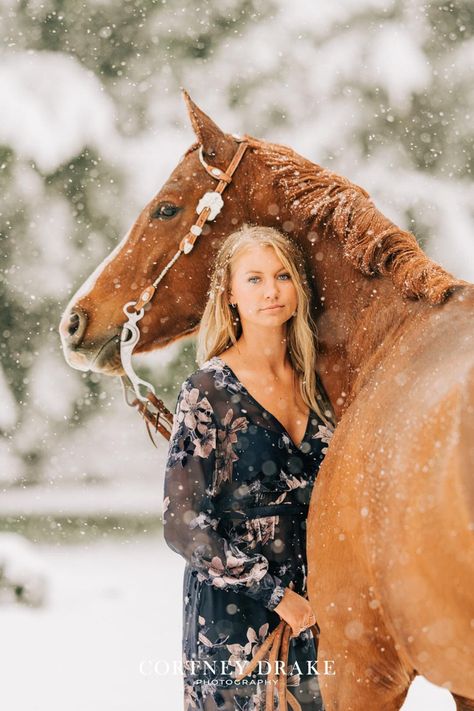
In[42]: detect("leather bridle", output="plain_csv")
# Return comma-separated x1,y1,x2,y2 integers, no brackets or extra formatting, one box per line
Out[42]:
119,136,249,445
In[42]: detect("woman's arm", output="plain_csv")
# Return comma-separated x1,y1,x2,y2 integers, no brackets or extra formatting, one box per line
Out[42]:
162,375,286,611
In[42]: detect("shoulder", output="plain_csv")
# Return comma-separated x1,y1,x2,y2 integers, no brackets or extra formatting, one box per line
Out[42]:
178,356,243,401
175,357,228,416
178,357,220,396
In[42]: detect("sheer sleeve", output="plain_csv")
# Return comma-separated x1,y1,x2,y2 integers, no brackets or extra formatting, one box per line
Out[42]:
162,375,286,611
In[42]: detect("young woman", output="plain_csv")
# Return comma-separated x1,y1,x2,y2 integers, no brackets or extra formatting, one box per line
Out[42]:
163,224,334,711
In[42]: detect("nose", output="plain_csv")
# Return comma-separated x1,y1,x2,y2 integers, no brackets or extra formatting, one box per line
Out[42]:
59,307,88,348
264,279,280,300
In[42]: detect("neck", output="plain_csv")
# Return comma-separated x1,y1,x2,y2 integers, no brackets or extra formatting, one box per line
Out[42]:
248,138,461,419
236,323,290,375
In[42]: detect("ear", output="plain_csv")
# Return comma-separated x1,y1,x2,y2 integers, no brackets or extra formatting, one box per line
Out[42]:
181,88,229,157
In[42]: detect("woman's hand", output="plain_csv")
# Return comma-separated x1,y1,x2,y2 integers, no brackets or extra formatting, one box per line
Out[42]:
273,587,317,637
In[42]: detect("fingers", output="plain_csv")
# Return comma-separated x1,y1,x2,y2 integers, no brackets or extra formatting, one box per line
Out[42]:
291,627,306,638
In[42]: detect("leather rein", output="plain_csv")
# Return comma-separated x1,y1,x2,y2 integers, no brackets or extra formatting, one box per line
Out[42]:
118,136,249,446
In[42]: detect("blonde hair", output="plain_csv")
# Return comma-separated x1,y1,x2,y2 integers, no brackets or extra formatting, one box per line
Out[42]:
196,224,333,425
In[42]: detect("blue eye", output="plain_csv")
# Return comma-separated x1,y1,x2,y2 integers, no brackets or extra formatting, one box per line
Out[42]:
247,273,290,283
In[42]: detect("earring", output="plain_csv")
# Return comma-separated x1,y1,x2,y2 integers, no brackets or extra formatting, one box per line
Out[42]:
229,302,237,308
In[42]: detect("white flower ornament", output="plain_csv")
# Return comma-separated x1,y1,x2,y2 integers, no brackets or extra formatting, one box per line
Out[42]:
196,191,224,221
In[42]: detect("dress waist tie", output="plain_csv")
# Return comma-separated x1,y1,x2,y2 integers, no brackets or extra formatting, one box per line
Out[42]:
219,502,309,521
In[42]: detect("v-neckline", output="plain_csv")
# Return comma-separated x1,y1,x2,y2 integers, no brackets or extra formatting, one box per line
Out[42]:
212,356,312,450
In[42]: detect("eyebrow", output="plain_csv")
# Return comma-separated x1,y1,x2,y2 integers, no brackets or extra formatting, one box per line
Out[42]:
244,268,287,275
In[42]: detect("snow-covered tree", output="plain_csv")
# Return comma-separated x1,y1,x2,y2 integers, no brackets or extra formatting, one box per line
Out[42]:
0,0,472,489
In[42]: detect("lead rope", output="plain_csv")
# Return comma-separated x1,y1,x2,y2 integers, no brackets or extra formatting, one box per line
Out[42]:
234,620,321,711
118,138,250,446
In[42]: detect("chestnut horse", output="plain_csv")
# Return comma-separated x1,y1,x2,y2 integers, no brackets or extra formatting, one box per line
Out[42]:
59,91,474,710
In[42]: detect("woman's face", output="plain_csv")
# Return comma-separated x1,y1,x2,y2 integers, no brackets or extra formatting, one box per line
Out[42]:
228,244,298,329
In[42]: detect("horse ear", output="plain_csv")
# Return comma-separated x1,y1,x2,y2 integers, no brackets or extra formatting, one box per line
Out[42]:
181,88,228,156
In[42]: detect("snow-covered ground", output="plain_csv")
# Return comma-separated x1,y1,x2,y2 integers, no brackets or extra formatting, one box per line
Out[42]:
0,536,183,710
0,535,455,710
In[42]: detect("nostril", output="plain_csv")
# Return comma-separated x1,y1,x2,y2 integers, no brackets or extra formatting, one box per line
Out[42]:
60,307,87,347
67,311,80,337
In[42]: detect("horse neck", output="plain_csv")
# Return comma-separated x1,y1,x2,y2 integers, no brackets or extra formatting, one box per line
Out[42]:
306,248,418,419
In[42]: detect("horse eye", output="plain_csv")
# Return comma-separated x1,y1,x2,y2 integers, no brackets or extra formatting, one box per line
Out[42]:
152,203,180,220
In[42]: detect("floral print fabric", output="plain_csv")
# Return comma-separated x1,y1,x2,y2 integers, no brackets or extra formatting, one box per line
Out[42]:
163,356,333,710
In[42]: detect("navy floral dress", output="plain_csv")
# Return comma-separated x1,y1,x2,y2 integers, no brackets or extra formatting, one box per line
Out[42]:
163,356,333,711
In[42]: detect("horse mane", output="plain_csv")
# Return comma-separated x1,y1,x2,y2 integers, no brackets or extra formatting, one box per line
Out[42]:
245,136,463,305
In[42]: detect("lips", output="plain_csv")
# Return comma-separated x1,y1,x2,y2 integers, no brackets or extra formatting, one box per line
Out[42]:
261,304,284,311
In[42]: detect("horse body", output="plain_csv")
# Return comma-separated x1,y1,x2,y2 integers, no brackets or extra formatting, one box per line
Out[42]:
308,287,474,708
59,92,474,709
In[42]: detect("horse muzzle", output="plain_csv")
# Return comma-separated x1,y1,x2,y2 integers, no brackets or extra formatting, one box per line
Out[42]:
59,306,123,375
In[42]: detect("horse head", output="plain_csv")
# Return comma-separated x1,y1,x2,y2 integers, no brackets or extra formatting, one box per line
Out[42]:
59,91,264,376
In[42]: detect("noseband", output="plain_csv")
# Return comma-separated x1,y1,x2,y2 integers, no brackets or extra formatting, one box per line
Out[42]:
119,137,249,445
